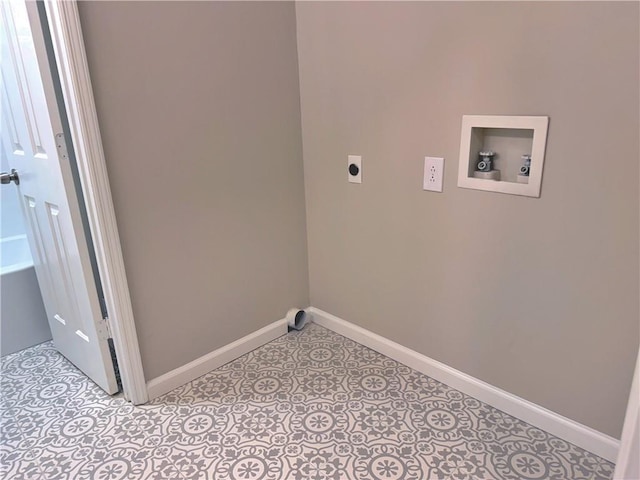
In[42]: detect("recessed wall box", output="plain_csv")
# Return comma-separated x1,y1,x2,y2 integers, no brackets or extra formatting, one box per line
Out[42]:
457,115,549,198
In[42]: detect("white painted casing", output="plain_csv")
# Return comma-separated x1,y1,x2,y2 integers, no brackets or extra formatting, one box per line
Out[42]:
614,350,640,479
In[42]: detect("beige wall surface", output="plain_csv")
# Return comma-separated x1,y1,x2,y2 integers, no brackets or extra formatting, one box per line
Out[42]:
296,1,639,438
78,1,309,380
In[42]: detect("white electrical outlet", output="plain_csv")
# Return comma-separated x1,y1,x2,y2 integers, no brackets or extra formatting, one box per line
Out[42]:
423,156,444,192
348,155,362,183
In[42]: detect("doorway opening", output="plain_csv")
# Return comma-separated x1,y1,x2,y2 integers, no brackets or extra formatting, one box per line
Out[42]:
0,183,50,355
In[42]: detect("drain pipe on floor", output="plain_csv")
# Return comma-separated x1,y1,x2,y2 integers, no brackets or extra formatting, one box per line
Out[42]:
286,308,310,331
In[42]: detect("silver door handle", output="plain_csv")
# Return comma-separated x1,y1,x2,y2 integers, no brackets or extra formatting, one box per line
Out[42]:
0,169,19,185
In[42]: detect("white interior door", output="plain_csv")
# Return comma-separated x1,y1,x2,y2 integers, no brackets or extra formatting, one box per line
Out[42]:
1,0,118,394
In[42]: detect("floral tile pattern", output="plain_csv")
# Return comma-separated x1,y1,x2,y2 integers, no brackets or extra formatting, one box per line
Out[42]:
1,322,614,479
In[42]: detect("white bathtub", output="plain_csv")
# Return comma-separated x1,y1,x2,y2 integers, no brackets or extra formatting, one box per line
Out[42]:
0,235,51,356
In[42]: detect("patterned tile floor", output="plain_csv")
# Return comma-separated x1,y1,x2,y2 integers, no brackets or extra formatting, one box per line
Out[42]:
1,322,614,480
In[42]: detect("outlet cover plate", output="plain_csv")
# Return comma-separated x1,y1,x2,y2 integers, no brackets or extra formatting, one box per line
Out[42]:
424,156,444,192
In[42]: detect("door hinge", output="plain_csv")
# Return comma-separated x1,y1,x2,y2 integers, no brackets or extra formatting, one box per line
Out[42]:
98,296,110,341
55,133,70,163
99,295,109,320
98,317,112,341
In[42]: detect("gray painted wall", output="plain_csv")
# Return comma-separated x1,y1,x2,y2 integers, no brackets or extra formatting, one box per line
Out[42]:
296,1,639,438
78,1,309,380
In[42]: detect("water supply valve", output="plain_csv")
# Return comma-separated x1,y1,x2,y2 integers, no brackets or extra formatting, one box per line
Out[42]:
477,151,494,172
519,154,531,176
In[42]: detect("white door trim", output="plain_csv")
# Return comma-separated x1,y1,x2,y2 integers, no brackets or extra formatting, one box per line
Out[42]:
614,348,639,479
41,1,148,404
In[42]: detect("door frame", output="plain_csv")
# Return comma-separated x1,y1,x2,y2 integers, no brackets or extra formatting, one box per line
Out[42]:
614,348,639,478
40,0,147,404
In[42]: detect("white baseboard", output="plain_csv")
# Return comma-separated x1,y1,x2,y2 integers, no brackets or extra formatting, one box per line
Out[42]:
146,318,288,400
309,307,620,462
